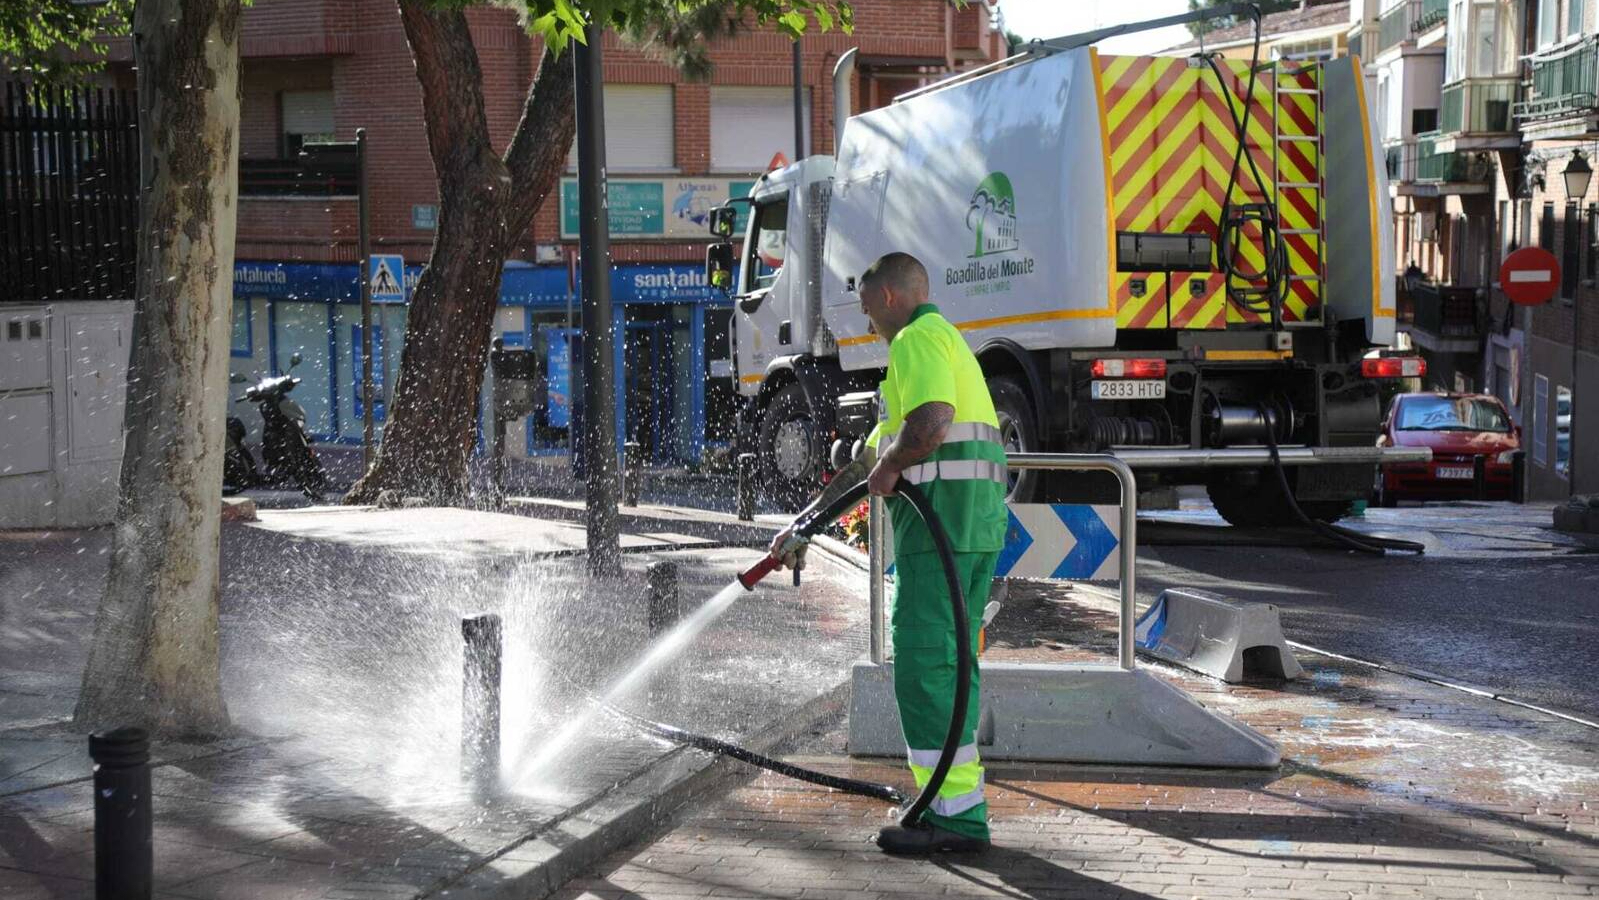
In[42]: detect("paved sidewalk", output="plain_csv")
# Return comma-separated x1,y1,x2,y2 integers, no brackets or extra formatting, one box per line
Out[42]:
551,578,1599,900
0,505,858,900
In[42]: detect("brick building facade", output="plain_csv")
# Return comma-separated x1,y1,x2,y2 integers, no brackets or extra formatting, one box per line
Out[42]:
97,0,1003,467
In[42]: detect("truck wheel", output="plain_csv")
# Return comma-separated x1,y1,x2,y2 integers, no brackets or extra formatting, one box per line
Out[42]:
987,376,1039,503
758,383,824,512
1207,470,1353,528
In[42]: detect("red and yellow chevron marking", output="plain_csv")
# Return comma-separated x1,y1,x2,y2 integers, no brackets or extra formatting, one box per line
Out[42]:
1100,56,1324,329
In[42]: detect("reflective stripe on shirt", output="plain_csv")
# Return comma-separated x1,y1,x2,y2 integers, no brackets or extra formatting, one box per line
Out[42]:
901,458,1009,486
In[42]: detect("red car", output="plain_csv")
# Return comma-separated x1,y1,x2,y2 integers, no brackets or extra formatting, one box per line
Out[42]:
1374,392,1520,505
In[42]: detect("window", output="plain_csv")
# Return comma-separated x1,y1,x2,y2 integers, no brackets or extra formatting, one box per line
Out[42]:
1541,202,1556,251
1539,0,1558,46
566,85,675,172
710,86,812,173
1473,4,1498,77
1447,0,1468,81
1274,38,1333,61
1533,374,1549,465
1395,395,1512,432
231,299,252,358
281,89,334,157
1569,0,1585,36
1563,202,1581,299
1412,108,1439,133
744,196,789,292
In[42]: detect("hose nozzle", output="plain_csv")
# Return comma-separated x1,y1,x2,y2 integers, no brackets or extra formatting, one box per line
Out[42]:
737,532,808,590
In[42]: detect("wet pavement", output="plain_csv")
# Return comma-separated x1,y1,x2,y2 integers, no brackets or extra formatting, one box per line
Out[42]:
0,506,864,899
1137,499,1599,722
550,575,1599,900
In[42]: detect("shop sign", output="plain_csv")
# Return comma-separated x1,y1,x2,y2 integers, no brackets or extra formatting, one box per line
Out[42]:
560,176,757,239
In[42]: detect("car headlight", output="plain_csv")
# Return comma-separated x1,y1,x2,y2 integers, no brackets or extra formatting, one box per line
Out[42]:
1496,450,1519,464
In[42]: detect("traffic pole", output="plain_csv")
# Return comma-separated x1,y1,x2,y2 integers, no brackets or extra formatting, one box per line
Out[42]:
357,128,374,469
575,24,620,577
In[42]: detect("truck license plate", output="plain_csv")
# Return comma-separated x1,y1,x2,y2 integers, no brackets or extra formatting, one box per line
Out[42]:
1436,466,1473,480
1090,379,1166,400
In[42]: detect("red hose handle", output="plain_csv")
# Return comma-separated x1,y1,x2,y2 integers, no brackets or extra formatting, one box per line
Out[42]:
737,554,783,591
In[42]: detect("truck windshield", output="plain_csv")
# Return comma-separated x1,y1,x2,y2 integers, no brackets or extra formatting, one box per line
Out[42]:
745,197,788,292
1395,396,1511,432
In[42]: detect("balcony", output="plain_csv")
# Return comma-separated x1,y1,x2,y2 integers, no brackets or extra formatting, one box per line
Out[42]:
1409,132,1494,193
1400,282,1481,352
239,143,358,197
1378,1,1420,55
1514,35,1599,133
1414,0,1448,34
1431,78,1518,151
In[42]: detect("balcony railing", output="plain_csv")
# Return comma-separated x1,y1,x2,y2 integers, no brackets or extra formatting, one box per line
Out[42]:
1439,78,1517,134
239,150,357,197
1404,283,1479,337
1513,35,1599,122
1414,132,1493,183
1415,0,1448,33
1378,1,1420,54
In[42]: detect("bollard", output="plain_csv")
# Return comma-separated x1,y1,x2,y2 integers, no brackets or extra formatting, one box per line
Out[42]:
623,441,642,507
736,453,756,521
461,613,502,800
1513,449,1527,504
646,561,680,633
1473,453,1488,501
90,727,152,900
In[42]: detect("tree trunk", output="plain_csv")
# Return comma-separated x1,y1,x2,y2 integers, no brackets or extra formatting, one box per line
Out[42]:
74,0,241,737
345,3,574,504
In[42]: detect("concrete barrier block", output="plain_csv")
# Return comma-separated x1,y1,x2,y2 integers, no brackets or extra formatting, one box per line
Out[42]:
849,660,1279,769
1134,587,1303,683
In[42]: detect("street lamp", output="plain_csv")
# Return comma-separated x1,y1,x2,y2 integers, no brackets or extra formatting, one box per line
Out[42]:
1563,148,1591,495
1564,149,1593,200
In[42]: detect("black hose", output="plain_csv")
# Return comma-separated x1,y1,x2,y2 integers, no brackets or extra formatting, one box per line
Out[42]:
602,703,907,804
1258,403,1425,555
716,476,973,828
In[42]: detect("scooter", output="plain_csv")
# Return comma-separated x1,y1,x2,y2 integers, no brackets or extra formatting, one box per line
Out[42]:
224,352,330,501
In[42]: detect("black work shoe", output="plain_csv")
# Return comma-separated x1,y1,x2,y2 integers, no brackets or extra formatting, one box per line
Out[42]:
875,823,990,855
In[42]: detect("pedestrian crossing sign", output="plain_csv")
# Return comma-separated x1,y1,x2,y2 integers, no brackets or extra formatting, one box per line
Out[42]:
369,254,405,302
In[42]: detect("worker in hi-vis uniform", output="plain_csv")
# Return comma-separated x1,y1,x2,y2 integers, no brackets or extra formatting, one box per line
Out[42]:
770,252,1008,854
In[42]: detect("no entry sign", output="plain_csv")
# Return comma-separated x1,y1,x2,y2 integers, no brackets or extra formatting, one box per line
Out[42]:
1499,247,1561,306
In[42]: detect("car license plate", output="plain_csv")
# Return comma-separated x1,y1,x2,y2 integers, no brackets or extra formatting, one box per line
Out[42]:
1090,379,1166,400
1436,466,1474,479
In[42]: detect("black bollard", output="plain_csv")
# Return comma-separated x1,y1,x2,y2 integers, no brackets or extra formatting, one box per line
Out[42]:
461,613,503,800
646,561,680,633
624,441,642,507
1473,453,1488,501
736,453,756,521
1512,449,1527,503
90,727,152,900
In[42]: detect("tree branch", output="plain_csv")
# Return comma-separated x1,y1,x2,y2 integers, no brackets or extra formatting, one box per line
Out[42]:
503,43,577,237
397,0,498,198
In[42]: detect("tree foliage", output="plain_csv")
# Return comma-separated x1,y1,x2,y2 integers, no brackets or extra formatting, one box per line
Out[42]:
1185,0,1297,37
0,0,132,81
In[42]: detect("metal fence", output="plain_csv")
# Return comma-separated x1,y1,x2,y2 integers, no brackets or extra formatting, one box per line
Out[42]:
1516,36,1599,122
1,81,139,305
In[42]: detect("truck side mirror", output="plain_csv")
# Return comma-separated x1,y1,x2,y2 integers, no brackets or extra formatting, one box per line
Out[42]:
706,242,736,294
708,205,737,239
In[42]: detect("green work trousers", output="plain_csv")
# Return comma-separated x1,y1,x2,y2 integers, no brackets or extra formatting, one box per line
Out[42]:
890,549,996,841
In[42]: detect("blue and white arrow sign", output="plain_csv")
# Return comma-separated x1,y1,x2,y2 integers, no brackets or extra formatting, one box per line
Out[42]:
880,502,1121,582
994,504,1121,581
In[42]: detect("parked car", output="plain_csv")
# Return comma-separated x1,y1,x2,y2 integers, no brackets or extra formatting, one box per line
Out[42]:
1374,392,1520,505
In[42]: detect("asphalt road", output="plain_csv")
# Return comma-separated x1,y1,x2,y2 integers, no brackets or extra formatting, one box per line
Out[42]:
1133,499,1599,723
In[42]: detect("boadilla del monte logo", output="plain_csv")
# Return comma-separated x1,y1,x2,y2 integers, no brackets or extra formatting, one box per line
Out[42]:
966,171,1019,258
947,171,1034,290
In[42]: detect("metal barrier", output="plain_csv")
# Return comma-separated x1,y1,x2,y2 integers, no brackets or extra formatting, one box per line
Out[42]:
867,452,1138,670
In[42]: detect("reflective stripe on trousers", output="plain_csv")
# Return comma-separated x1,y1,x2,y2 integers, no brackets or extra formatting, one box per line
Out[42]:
906,743,985,817
900,458,1009,486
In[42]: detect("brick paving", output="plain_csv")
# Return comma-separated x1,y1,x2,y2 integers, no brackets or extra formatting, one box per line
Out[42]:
551,579,1599,900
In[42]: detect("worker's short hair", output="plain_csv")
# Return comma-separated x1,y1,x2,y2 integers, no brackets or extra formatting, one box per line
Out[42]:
860,252,929,300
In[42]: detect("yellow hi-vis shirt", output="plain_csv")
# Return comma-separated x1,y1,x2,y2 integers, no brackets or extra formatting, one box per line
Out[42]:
866,304,1008,556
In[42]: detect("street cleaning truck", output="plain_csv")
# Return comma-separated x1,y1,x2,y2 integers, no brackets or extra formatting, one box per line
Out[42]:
705,13,1423,526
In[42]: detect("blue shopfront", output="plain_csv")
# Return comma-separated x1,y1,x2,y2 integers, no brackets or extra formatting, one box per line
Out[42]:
229,260,737,466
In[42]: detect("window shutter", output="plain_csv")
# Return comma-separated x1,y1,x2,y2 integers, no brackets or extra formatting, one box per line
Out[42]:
710,86,812,173
567,85,675,171
282,90,335,138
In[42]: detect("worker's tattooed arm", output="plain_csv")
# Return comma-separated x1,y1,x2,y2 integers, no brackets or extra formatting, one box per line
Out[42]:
870,401,954,495
768,446,878,564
